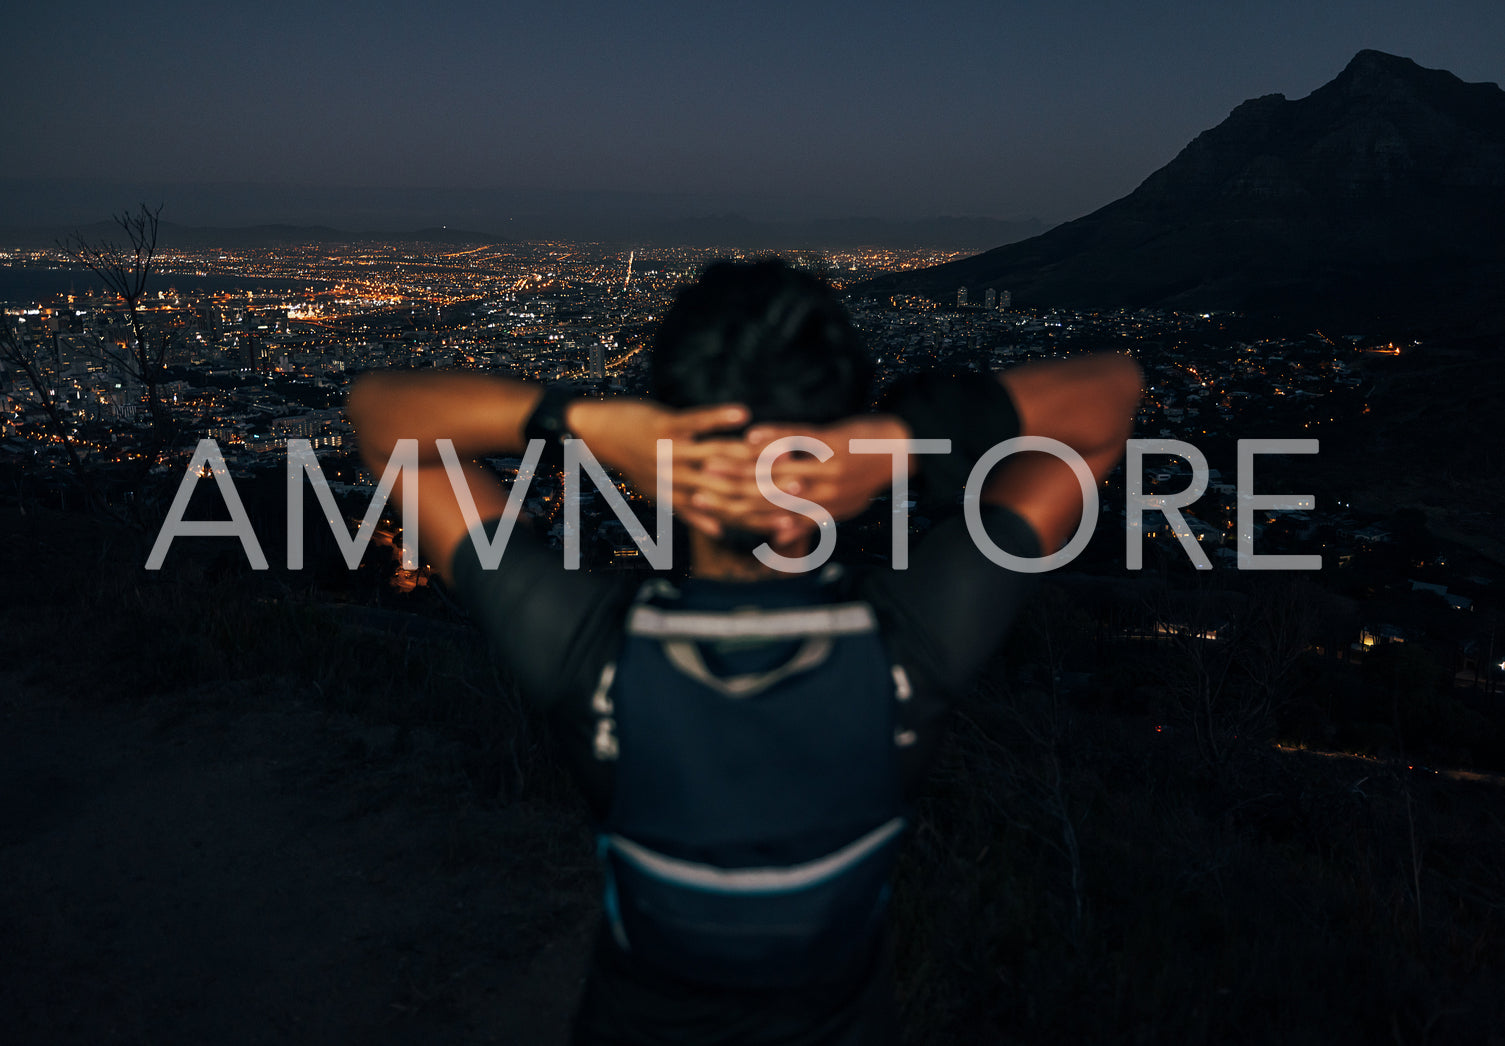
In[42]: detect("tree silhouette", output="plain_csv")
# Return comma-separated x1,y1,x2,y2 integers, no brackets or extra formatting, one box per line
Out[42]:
1145,576,1245,780
1235,577,1323,729
62,204,177,468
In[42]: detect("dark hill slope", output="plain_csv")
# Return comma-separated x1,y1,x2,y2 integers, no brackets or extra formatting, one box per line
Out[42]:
869,51,1505,331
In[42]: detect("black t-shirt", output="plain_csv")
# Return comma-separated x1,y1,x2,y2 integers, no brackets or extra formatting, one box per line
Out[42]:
453,506,1041,1045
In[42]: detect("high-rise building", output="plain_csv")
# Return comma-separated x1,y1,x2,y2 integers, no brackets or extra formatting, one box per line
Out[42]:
590,339,606,383
957,286,968,307
1000,290,1012,309
984,288,997,308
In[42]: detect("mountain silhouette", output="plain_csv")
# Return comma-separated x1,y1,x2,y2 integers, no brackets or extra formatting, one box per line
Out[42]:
868,51,1505,331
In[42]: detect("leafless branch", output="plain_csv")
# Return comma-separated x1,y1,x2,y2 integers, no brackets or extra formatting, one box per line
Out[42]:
59,203,177,466
63,203,162,307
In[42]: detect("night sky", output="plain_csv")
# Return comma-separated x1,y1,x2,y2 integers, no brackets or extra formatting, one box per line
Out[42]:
6,0,1503,233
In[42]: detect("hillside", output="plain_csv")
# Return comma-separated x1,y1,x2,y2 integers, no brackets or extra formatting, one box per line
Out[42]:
868,51,1505,332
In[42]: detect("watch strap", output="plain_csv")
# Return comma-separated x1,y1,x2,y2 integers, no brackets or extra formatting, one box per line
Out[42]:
523,385,576,461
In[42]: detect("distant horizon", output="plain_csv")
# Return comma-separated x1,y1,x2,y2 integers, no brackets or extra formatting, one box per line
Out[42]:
0,179,1053,251
0,175,1049,226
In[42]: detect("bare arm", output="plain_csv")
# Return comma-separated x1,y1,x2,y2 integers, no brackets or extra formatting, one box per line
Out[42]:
712,353,1142,555
346,371,749,582
990,353,1143,552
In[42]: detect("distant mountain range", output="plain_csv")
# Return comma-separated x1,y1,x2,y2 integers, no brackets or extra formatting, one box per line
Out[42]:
0,221,512,250
866,51,1505,333
0,214,1045,253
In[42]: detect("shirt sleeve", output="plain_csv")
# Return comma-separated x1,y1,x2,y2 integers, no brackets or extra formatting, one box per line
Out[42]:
879,372,1021,507
860,504,1041,701
449,516,636,713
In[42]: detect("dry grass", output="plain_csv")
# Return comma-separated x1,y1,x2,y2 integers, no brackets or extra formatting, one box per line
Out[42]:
6,502,1505,1044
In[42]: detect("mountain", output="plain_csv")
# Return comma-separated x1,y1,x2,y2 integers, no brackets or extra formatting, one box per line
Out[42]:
867,51,1505,332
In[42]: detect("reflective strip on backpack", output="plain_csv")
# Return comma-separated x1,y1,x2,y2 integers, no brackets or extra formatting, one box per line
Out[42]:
591,661,617,715
591,661,619,761
660,637,834,698
626,602,877,641
891,664,912,702
602,816,906,894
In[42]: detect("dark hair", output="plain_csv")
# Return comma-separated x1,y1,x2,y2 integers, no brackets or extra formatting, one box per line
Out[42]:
650,259,872,424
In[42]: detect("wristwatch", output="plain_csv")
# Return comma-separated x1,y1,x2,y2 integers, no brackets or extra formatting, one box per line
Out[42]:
523,385,576,461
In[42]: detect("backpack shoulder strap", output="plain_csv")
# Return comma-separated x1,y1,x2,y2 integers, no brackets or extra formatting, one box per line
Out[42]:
625,600,877,640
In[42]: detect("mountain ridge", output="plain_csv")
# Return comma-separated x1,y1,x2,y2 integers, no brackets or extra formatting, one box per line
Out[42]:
865,51,1505,332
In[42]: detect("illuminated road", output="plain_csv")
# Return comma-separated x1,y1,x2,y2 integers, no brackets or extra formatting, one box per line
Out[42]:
1273,743,1505,786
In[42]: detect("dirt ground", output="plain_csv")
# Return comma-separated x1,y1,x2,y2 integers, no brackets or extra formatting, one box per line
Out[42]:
0,671,601,1045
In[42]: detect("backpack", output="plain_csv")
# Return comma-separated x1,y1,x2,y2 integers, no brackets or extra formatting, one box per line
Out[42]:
589,573,915,989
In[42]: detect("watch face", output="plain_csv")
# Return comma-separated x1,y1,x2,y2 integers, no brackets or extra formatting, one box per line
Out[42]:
526,388,576,448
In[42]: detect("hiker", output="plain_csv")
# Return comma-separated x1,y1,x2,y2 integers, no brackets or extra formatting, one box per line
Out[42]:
348,260,1141,1044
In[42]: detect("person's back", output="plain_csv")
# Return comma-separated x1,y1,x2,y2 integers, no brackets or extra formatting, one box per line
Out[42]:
347,259,1142,1043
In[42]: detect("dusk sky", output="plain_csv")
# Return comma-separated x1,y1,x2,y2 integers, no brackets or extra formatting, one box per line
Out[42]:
7,0,1503,234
